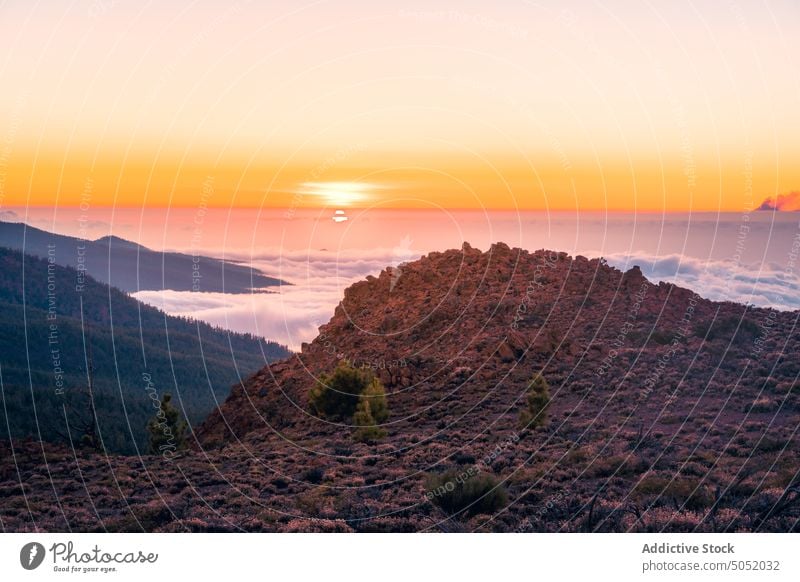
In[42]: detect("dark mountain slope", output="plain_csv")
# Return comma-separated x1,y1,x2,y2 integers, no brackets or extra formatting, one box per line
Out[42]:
0,247,290,453
0,220,286,293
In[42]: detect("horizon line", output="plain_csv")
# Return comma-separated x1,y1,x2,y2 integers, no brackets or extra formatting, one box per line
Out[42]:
3,204,791,214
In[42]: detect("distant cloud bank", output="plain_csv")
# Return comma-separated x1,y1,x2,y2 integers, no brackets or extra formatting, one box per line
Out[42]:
604,252,800,311
134,245,426,351
134,243,800,352
758,191,800,212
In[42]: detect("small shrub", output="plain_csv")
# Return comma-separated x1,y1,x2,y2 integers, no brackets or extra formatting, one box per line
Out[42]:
565,446,590,464
452,451,477,465
634,476,713,510
519,373,551,429
635,475,671,495
694,316,759,342
590,454,647,478
648,330,674,345
669,479,714,510
302,467,325,484
425,468,508,517
755,437,788,453
746,397,775,414
309,361,389,442
309,361,372,420
358,378,389,423
353,379,388,443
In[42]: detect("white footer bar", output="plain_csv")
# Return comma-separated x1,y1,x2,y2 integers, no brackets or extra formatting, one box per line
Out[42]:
1,533,796,581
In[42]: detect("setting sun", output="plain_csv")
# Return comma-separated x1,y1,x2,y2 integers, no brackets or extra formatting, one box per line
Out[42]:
296,182,378,207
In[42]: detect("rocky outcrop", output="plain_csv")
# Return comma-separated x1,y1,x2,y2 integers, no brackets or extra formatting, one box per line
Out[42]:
197,244,798,452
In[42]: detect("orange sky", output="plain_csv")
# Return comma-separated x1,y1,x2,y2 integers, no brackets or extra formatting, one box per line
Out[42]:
1,1,798,212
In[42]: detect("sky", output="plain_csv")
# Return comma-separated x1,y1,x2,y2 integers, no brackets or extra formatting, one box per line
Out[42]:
1,0,798,212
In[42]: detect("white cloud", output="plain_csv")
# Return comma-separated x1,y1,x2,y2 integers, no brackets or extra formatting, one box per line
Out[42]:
134,245,800,351
132,245,426,350
603,252,800,310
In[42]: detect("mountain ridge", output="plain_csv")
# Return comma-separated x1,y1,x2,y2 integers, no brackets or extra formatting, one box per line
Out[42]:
0,220,287,293
198,242,798,447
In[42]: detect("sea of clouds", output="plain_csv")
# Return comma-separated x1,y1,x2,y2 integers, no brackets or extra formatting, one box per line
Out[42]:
134,241,800,351
8,206,798,350
133,246,424,350
604,252,800,309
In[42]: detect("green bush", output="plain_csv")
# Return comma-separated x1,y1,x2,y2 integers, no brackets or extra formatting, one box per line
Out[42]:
519,373,551,429
309,361,373,420
648,330,674,345
310,361,389,442
590,453,648,478
425,468,508,517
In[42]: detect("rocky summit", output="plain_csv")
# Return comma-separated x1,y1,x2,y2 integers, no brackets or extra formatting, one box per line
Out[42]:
2,243,799,532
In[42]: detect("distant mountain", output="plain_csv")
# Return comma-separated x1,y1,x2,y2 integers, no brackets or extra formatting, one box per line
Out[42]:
0,247,291,454
93,234,147,251
1,244,798,532
0,220,287,293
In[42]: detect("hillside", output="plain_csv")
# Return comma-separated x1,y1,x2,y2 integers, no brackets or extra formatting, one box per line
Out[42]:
1,243,798,532
0,220,287,293
0,247,290,454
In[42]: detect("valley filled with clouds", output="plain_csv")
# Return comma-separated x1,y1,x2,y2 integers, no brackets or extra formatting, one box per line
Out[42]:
135,223,800,350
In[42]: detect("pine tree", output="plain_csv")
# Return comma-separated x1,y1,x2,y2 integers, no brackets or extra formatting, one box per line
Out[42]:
353,378,388,442
519,373,551,429
147,393,187,455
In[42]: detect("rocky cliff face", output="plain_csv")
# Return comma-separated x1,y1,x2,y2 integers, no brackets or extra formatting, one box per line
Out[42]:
3,243,799,532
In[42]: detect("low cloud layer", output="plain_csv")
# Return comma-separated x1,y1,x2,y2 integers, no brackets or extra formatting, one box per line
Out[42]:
134,245,425,350
134,286,338,351
134,244,800,352
604,252,800,310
